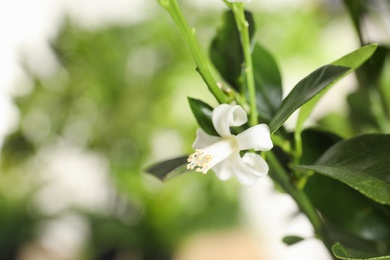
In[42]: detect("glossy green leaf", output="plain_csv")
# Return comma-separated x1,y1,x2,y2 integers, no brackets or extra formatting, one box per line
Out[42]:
332,242,390,260
209,10,255,92
301,130,390,252
145,156,189,181
271,44,377,134
252,44,283,121
188,98,218,136
305,174,390,251
282,235,305,246
269,65,349,133
297,44,378,134
298,134,390,205
302,165,390,205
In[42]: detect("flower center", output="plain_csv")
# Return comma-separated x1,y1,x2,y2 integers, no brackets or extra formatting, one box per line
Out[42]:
187,149,213,174
187,138,237,174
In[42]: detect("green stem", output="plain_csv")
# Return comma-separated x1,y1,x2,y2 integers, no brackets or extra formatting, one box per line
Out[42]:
157,0,228,104
267,151,335,255
231,4,258,126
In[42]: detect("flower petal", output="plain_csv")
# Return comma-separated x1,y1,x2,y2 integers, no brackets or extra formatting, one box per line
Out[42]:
232,152,269,186
192,129,221,149
201,139,235,169
236,124,273,151
187,139,235,174
212,104,247,137
212,160,234,181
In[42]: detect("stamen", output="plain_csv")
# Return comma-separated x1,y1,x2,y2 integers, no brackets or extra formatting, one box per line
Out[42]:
187,149,213,174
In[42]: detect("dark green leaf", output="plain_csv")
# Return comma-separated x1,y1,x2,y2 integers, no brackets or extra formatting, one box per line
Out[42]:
145,156,189,181
297,134,390,205
301,131,390,252
282,235,305,246
296,44,378,133
269,65,349,133
332,242,390,260
252,44,283,121
209,10,255,92
299,128,342,165
273,44,377,134
305,174,390,251
188,98,218,136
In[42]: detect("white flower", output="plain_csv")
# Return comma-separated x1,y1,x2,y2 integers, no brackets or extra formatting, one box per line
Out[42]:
227,0,251,3
187,104,273,186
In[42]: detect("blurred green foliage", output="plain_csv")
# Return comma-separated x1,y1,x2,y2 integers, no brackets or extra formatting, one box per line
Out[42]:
0,175,40,260
1,0,390,259
0,5,241,259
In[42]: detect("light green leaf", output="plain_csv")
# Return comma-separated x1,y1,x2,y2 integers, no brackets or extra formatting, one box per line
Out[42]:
332,44,378,68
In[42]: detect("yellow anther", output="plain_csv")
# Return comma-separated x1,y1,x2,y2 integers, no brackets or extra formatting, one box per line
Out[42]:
186,149,213,174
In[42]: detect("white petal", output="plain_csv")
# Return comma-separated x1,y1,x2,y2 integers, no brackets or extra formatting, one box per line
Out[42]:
236,124,273,151
202,139,235,169
212,160,234,181
187,139,235,174
212,104,247,137
192,129,221,149
232,152,269,186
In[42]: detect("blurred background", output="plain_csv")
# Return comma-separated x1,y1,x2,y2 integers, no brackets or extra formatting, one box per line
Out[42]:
0,0,388,259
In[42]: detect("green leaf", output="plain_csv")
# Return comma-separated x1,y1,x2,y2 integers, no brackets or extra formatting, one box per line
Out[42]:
269,65,349,133
296,44,378,134
252,44,283,121
302,165,390,205
271,44,378,134
145,156,189,181
299,128,342,165
306,174,390,248
297,134,390,205
188,98,218,136
210,10,255,92
332,44,378,68
282,235,305,246
301,130,390,251
332,242,390,260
